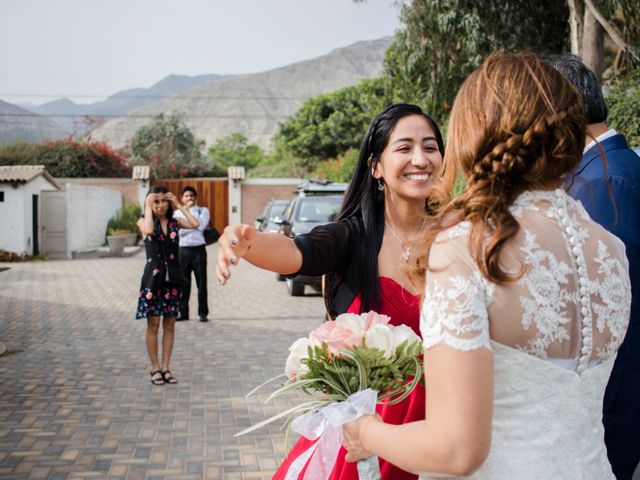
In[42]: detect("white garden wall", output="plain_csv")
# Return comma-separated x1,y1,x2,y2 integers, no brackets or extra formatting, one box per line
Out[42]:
64,183,122,256
0,185,26,253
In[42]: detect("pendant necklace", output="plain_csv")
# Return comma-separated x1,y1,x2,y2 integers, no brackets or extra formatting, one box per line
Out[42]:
384,216,428,263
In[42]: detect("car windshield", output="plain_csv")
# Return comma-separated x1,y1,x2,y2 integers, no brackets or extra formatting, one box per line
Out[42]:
295,196,343,223
268,201,289,221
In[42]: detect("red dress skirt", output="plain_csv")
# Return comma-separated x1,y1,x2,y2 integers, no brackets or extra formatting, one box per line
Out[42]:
273,277,424,480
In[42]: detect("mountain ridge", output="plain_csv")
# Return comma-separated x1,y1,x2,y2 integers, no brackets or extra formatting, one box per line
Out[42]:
22,73,228,136
0,100,66,143
1,37,391,148
90,37,392,150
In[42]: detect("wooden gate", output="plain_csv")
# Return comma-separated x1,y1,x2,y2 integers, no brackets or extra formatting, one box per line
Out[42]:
150,178,228,232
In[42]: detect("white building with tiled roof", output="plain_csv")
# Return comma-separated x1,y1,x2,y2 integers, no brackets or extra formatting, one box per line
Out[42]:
0,165,59,255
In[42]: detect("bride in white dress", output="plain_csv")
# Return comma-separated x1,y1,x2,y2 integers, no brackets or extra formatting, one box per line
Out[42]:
342,52,631,479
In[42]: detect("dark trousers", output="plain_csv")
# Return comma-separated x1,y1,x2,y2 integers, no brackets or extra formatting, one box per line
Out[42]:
603,321,640,480
178,245,208,318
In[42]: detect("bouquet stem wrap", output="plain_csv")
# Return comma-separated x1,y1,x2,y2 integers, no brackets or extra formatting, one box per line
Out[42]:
284,389,380,480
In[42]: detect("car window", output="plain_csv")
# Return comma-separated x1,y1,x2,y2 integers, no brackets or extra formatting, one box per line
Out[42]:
269,201,289,221
295,196,342,223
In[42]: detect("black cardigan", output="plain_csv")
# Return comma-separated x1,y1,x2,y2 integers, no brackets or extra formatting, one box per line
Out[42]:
293,216,384,318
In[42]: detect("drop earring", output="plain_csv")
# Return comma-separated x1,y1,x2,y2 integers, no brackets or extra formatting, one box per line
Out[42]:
377,178,385,191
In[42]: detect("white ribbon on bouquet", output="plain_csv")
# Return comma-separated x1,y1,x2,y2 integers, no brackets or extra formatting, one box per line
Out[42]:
284,388,380,480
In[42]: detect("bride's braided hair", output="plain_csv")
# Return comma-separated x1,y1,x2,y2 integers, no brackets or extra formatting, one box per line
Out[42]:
416,53,586,285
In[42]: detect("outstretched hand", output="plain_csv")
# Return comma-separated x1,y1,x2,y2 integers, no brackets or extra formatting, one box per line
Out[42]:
216,224,256,284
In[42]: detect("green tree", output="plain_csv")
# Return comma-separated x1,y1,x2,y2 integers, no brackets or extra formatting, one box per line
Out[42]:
248,136,307,178
129,113,207,179
312,148,359,183
0,141,40,165
207,133,266,172
275,77,393,169
607,67,640,145
566,0,639,79
384,0,569,124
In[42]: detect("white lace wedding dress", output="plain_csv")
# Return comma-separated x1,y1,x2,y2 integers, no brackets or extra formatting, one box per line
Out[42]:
419,189,631,480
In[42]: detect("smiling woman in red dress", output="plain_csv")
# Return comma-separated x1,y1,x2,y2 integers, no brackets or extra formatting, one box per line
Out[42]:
216,104,444,479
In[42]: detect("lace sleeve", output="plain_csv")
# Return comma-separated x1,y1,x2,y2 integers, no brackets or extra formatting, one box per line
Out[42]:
420,232,493,352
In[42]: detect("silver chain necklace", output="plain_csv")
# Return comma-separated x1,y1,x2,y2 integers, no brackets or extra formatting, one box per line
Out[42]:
384,216,428,263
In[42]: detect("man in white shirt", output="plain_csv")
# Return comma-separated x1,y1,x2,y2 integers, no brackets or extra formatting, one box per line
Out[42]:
173,186,210,322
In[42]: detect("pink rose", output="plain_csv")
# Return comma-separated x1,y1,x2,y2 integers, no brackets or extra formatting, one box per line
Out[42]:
170,231,177,239
362,311,391,330
335,311,391,340
145,292,153,300
171,288,178,296
164,293,170,300
152,268,160,276
309,321,360,354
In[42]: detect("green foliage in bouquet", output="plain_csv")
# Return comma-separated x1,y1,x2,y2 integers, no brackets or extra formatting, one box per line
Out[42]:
300,341,422,404
235,339,423,439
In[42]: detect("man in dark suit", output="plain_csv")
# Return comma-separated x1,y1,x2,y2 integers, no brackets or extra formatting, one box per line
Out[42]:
550,54,640,480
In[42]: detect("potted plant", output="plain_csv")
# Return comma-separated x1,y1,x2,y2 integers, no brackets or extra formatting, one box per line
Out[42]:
106,228,129,256
121,201,142,246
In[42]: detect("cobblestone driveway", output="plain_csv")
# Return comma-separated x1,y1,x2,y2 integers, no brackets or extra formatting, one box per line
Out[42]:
0,246,325,479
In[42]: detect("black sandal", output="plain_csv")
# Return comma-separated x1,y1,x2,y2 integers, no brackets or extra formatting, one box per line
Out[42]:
162,370,178,384
150,370,165,385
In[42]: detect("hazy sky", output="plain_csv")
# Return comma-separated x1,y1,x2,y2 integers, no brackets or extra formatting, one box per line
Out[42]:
0,0,400,106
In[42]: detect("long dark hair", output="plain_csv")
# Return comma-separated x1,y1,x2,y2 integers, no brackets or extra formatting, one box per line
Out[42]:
333,103,444,313
146,185,174,221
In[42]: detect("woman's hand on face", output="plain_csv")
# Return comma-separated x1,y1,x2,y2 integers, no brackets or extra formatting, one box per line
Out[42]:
145,193,157,209
342,414,379,462
164,192,181,209
216,224,256,284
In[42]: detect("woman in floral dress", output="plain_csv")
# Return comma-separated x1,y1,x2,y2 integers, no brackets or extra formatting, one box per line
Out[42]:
136,185,199,386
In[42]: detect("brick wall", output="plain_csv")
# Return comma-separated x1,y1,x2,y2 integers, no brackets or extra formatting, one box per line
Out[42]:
240,179,302,225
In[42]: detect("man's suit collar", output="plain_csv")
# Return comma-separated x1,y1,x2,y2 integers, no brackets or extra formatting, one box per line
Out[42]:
576,133,629,175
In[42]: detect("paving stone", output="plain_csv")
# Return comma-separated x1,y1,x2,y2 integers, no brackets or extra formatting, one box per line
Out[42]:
0,246,324,478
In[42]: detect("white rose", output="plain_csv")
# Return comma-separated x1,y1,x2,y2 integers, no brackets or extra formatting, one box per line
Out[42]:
335,313,366,339
285,337,311,380
391,324,421,350
364,324,395,358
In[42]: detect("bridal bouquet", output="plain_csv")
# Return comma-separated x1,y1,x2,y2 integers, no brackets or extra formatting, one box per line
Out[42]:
236,311,423,479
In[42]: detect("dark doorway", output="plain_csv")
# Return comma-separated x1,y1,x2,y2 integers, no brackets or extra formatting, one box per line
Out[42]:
32,194,39,256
